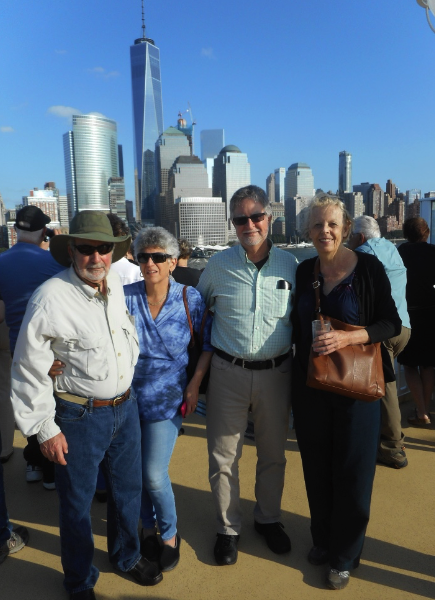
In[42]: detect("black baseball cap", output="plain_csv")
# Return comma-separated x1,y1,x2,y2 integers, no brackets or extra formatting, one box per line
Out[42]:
15,206,51,231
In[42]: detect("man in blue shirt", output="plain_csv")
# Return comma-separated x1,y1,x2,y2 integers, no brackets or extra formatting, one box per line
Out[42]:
198,186,298,565
348,216,410,469
0,206,64,487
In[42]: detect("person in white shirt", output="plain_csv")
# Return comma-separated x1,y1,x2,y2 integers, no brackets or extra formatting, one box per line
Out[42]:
10,211,162,600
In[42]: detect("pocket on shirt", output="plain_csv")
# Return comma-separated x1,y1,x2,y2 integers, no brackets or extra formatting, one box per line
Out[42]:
122,314,139,366
65,336,109,381
272,289,292,319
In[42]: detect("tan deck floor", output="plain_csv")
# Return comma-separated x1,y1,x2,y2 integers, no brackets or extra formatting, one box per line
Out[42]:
2,399,435,600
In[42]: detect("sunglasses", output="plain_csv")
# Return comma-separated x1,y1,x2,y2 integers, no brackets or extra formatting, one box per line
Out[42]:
74,243,114,256
232,212,267,226
137,252,172,264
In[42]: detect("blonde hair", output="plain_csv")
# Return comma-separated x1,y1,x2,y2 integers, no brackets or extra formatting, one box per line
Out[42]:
304,193,353,241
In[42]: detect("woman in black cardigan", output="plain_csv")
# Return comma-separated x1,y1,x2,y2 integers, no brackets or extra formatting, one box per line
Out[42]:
291,194,401,590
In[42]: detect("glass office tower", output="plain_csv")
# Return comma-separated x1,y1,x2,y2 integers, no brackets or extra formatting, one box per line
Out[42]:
338,151,352,196
63,114,119,215
285,162,314,200
200,129,225,160
130,34,164,224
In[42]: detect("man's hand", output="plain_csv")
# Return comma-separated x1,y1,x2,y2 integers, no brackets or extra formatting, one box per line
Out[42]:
40,433,68,465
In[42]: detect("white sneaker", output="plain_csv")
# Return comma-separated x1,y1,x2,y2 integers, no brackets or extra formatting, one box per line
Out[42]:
26,464,43,483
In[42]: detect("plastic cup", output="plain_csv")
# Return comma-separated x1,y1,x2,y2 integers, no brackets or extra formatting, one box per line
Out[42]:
312,319,331,340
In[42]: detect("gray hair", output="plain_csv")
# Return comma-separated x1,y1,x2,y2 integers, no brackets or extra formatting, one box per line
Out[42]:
229,185,272,219
133,226,180,259
304,192,353,241
353,216,380,240
15,227,44,244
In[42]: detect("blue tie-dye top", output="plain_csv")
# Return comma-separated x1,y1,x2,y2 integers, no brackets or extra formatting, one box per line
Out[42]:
124,280,213,421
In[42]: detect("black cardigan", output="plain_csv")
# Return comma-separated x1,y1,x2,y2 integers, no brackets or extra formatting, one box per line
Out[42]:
291,252,402,382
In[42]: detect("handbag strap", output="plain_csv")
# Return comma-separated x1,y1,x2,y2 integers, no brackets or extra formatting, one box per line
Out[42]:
182,285,210,349
182,286,195,348
312,258,323,320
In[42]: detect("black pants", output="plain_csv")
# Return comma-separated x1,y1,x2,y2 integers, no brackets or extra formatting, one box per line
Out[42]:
292,364,380,571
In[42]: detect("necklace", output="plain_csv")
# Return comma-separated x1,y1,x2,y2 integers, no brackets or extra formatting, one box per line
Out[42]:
146,282,170,306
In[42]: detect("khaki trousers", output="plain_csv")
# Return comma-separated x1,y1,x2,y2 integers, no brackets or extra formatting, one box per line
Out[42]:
206,353,291,535
380,326,411,454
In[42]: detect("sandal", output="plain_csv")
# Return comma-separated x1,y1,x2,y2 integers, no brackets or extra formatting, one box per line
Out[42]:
407,409,431,427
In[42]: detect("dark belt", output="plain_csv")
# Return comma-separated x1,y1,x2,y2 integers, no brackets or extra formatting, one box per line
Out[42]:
55,387,131,407
215,349,290,370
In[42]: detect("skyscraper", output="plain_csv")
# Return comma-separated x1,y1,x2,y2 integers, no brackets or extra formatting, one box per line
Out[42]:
338,151,352,196
213,145,251,238
285,163,314,200
200,129,225,160
266,172,275,204
63,114,119,216
130,5,164,224
274,168,286,203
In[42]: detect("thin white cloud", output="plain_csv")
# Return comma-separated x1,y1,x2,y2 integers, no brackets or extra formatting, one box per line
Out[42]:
1,126,14,133
55,49,67,55
87,67,120,79
201,47,216,60
47,105,82,119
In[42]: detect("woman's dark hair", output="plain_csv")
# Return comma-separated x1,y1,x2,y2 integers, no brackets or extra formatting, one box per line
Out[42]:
177,238,193,260
403,217,430,243
106,213,130,238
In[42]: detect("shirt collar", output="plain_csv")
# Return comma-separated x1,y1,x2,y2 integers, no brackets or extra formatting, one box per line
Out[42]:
237,239,274,265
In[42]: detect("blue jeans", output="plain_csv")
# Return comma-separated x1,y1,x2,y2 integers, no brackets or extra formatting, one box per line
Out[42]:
140,414,181,541
54,391,142,594
0,430,12,546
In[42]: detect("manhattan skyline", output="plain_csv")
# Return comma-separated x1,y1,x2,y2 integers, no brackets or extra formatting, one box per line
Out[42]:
1,0,435,210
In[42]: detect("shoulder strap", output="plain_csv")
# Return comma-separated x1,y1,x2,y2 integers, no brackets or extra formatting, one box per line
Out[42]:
182,286,195,348
312,258,322,315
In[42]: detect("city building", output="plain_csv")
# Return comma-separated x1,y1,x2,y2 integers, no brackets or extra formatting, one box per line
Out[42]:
22,189,60,228
406,189,421,206
163,155,213,236
44,181,69,228
213,145,250,239
174,197,226,245
338,151,352,196
387,198,405,229
125,200,134,224
352,182,371,213
118,145,124,178
343,191,364,219
285,195,312,241
109,177,127,222
285,163,314,201
177,113,195,155
368,184,384,218
406,197,421,220
63,114,119,216
200,129,225,161
269,202,285,237
274,168,286,203
0,192,7,227
6,209,17,247
130,11,164,224
386,179,396,201
266,173,275,204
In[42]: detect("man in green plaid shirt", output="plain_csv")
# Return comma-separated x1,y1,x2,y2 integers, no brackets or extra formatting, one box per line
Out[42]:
197,185,298,566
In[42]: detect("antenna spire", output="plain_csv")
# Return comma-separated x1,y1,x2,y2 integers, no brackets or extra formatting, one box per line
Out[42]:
141,0,146,39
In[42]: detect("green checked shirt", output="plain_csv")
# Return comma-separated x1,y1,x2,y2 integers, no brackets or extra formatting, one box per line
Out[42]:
197,243,298,361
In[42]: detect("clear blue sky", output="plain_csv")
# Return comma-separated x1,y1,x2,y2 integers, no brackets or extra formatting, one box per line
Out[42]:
1,0,435,210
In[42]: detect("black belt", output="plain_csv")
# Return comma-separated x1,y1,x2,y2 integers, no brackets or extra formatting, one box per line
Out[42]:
215,348,290,370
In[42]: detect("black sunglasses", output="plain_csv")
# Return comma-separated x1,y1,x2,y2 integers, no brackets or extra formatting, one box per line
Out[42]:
232,212,267,226
74,243,114,256
137,252,172,264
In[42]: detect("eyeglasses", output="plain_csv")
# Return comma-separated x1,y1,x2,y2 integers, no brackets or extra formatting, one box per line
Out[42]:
232,212,267,227
137,252,172,264
74,243,114,256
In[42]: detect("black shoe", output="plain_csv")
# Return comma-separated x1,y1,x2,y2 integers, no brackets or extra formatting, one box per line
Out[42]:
69,589,96,600
307,545,329,565
377,449,408,469
94,489,108,503
254,521,291,554
140,533,160,562
214,533,239,566
160,534,181,572
42,460,56,490
127,556,163,586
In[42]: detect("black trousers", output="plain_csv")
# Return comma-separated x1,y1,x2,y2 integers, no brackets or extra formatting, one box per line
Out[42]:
292,364,381,571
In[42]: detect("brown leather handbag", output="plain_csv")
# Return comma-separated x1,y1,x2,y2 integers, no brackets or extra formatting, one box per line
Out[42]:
306,260,385,403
